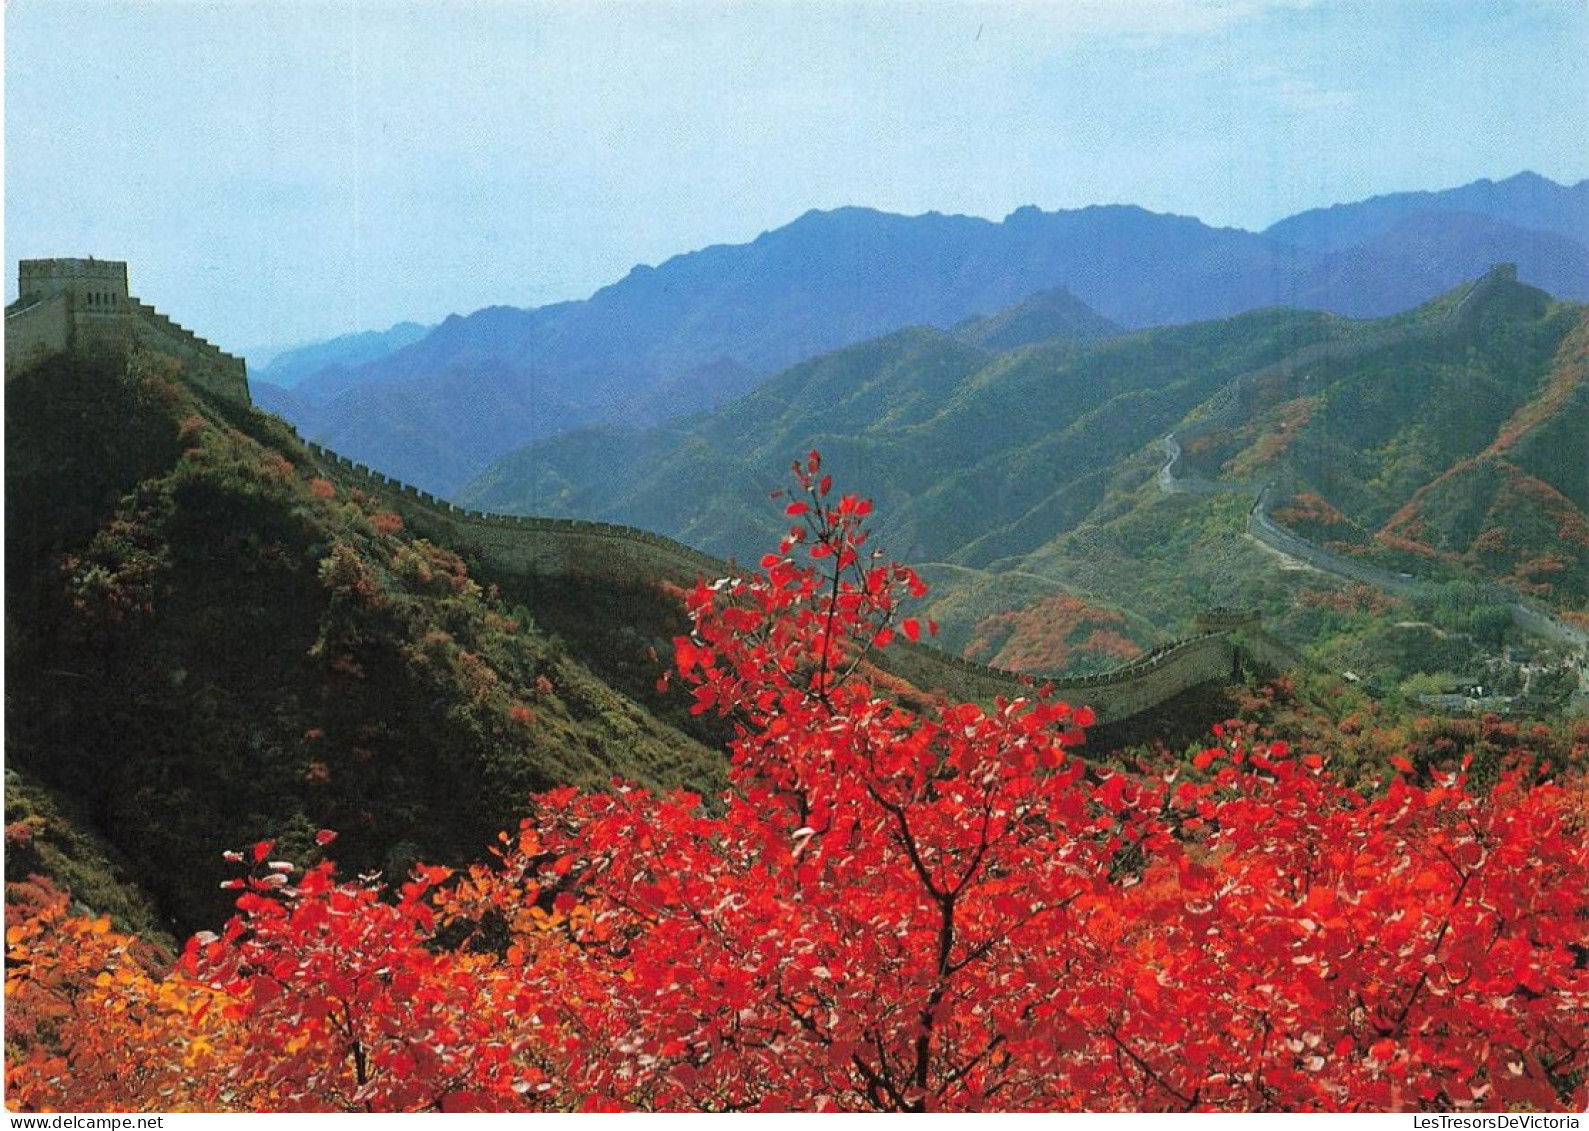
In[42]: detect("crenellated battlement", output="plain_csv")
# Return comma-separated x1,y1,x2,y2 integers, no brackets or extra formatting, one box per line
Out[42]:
18,257,131,301
3,256,1290,727
5,258,250,404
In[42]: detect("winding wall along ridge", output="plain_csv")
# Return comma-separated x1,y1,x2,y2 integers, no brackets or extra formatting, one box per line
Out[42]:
304,441,1272,723
1155,264,1588,658
1159,268,1503,497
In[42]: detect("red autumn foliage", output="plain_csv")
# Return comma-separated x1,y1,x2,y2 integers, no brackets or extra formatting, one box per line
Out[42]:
967,592,1142,673
367,511,405,536
6,454,1587,1112
1271,491,1351,531
1296,584,1398,618
1486,311,1589,459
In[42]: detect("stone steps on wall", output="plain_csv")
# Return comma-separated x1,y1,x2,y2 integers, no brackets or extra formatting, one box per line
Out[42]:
130,301,245,366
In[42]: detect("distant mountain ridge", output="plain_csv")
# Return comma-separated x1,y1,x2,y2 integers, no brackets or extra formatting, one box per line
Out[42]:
252,321,432,390
951,286,1122,351
1264,171,1589,251
257,172,1589,496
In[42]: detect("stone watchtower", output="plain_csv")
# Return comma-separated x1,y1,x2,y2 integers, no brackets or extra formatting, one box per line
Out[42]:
17,257,132,310
6,258,249,404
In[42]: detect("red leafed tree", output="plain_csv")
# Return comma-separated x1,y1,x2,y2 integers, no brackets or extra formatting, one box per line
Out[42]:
8,452,1588,1112
434,452,1589,1112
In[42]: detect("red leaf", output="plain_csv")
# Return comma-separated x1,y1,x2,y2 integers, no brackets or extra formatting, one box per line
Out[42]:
441,1090,491,1113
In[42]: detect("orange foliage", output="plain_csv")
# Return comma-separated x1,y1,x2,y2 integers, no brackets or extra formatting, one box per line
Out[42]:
1374,531,1440,560
1271,491,1350,530
368,511,405,536
1484,310,1589,459
1224,396,1319,479
5,879,237,1111
966,593,1142,673
1297,585,1397,618
1507,475,1589,550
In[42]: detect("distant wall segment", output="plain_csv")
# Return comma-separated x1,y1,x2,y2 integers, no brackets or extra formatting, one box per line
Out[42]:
1247,485,1589,655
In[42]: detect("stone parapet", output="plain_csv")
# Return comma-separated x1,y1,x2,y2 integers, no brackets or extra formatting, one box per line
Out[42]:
5,293,72,373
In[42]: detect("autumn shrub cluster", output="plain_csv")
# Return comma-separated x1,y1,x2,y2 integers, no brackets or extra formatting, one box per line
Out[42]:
7,456,1587,1112
965,592,1143,674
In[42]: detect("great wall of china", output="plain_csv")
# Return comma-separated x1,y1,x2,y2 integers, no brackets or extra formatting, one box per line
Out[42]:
1158,265,1515,499
1154,262,1589,664
3,257,1315,726
303,442,1299,723
5,259,249,405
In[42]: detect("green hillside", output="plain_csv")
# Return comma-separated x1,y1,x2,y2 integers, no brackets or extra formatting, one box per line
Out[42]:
5,346,725,934
461,272,1587,688
1183,278,1588,600
463,309,1347,566
980,277,1588,696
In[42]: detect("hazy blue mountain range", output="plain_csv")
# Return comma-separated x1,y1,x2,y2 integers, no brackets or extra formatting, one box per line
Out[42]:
249,320,435,436
1264,171,1589,252
459,308,1346,565
251,321,433,389
255,172,1589,496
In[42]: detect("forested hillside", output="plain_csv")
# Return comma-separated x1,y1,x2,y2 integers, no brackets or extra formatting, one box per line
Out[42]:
4,347,724,934
8,439,1586,1114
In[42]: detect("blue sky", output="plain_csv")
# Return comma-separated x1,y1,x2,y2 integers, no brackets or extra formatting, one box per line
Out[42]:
6,0,1587,359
